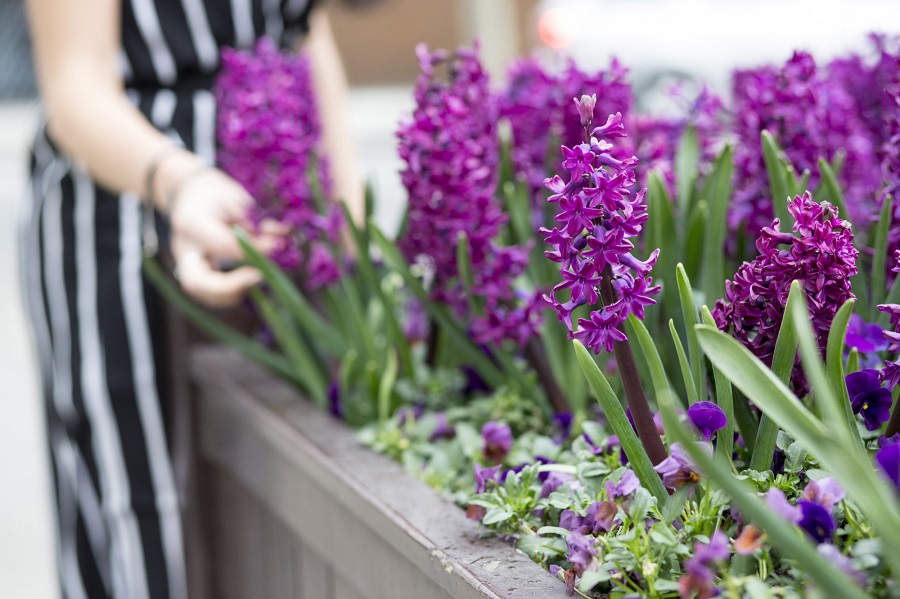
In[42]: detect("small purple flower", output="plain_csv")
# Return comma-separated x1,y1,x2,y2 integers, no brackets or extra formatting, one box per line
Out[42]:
584,500,618,534
797,500,836,543
687,401,728,441
605,469,640,502
473,463,503,494
654,442,704,489
879,433,900,448
678,531,730,599
328,382,342,419
846,314,889,353
541,471,574,498
765,488,801,524
801,478,845,511
481,421,513,463
575,94,597,129
817,544,866,587
846,369,893,430
566,531,599,577
429,413,456,441
875,443,900,490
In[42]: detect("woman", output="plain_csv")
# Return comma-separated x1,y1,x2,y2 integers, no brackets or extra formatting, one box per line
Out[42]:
21,0,361,597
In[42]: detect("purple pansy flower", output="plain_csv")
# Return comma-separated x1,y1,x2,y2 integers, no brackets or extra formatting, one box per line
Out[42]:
473,463,503,494
797,500,836,543
765,488,801,524
846,369,893,431
875,443,900,490
654,442,705,489
566,531,599,577
817,544,866,587
481,422,513,463
429,413,456,441
541,471,574,498
846,314,889,354
605,469,640,502
678,531,730,599
687,401,728,441
801,478,845,511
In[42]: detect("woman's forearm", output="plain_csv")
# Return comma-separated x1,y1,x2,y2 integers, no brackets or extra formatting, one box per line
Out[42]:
28,0,205,211
306,10,364,223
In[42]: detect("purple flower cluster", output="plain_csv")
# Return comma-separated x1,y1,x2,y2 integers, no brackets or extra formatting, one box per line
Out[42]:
731,52,880,234
500,58,632,204
542,101,661,354
765,478,844,544
678,531,729,599
397,44,542,348
215,38,342,288
629,87,725,195
714,193,858,394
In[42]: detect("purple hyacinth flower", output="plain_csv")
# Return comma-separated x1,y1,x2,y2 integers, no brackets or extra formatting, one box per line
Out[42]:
653,442,704,489
875,443,900,490
801,478,845,511
687,401,728,441
846,314,889,353
482,421,513,463
566,531,599,576
575,94,597,129
846,369,894,430
765,488,801,524
473,463,503,494
797,500,836,543
605,469,640,502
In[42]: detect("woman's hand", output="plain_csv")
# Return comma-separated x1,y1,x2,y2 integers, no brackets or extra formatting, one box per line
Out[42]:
166,165,285,308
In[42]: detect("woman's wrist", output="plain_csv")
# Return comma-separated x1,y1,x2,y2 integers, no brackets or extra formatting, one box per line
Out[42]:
148,146,212,214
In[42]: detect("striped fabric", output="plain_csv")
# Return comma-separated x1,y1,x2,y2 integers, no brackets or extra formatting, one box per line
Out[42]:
19,1,312,597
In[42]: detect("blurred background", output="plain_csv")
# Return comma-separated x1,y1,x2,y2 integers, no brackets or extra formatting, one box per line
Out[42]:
1,0,896,596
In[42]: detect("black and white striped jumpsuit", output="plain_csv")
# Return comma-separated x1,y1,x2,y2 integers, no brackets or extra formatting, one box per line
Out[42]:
20,0,313,596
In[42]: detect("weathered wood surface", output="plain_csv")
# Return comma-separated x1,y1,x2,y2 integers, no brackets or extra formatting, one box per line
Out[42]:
190,346,565,599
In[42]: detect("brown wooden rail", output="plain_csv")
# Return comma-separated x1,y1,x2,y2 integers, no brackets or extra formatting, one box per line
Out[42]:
182,346,565,599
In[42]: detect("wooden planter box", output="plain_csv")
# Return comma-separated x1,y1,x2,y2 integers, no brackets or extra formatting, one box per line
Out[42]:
183,346,565,599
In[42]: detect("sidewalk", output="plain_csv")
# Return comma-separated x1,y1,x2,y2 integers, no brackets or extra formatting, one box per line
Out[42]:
0,86,411,598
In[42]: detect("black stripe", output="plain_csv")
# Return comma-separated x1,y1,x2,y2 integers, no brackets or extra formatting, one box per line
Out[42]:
93,187,170,599
154,0,200,73
202,0,237,49
120,0,157,86
75,508,109,599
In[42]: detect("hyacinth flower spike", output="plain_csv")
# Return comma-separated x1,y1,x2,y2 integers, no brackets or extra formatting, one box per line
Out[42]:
543,96,666,465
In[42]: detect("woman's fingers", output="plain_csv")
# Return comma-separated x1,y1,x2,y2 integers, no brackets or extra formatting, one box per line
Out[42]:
173,247,262,308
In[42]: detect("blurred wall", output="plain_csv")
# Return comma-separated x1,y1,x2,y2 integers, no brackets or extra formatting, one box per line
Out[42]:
326,0,542,85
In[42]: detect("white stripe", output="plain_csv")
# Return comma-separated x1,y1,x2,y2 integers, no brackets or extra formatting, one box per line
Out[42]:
130,0,177,85
151,89,178,129
51,428,112,593
193,90,216,163
180,0,219,71
120,193,189,599
72,170,151,599
263,0,284,43
55,446,89,599
230,0,256,47
283,0,308,19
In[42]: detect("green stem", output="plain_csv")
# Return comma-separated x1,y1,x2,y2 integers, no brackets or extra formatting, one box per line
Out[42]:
600,266,668,465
